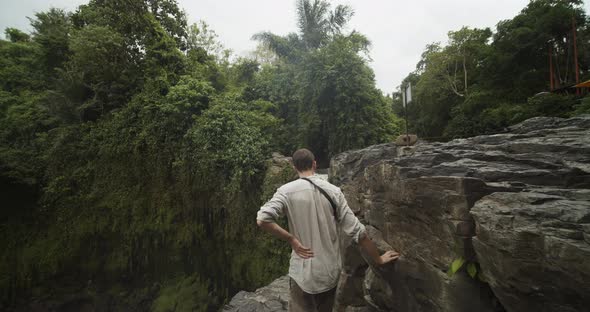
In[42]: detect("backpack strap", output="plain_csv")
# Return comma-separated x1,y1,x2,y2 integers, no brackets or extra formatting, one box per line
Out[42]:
301,177,338,221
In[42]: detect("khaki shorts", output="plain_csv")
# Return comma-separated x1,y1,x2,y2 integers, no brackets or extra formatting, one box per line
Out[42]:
289,278,337,312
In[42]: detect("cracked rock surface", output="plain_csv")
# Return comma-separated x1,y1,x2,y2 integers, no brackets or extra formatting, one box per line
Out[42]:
225,116,590,312
222,276,289,312
328,116,589,312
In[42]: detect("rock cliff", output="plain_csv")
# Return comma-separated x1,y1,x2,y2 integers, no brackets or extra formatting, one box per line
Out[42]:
224,116,590,312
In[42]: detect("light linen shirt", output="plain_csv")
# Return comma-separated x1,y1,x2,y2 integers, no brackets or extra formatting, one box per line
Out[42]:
256,175,366,294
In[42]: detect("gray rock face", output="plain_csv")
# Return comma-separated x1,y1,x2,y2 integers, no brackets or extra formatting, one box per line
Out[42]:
471,189,590,312
223,276,290,312
226,116,589,312
222,276,374,312
328,116,589,312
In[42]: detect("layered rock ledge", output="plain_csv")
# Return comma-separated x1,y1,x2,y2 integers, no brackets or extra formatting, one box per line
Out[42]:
225,116,590,312
223,276,290,312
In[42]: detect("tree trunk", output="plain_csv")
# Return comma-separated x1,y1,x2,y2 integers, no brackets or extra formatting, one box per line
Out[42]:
463,51,468,95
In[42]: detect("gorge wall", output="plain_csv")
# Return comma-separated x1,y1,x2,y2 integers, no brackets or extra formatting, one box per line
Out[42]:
224,116,590,312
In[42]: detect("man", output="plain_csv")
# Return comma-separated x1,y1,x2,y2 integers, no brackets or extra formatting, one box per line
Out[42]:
256,148,399,312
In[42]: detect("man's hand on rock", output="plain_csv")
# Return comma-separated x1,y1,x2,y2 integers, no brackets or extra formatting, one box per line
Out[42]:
377,250,400,265
289,236,314,259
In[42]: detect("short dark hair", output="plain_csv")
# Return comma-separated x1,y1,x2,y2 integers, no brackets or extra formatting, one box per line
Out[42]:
292,148,315,172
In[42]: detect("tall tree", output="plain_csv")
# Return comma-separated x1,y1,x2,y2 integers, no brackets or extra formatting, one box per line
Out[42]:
296,0,353,49
487,0,587,100
400,0,589,139
30,8,72,76
253,0,354,59
250,0,398,164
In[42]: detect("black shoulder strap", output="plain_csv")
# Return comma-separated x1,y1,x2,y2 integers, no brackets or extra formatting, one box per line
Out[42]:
301,177,338,221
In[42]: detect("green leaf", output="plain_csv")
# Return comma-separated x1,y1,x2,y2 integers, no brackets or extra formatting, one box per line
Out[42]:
446,267,454,278
451,257,465,275
467,262,477,279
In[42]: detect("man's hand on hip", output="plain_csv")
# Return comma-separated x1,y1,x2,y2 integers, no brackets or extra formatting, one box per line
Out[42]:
289,236,314,259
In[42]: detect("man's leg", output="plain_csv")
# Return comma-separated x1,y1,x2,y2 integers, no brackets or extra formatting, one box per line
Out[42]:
314,286,337,312
331,271,349,312
289,278,315,312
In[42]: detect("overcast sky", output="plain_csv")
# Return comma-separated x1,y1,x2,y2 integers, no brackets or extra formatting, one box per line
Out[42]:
2,0,589,92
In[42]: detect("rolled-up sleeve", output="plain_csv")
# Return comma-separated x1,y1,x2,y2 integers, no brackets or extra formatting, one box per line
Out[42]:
336,190,366,243
257,189,287,223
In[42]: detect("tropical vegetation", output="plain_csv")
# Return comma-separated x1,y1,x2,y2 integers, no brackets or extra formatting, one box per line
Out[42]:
394,0,590,139
0,0,398,310
1,0,589,311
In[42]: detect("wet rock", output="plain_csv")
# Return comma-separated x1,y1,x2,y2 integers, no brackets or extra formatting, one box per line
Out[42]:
471,189,590,312
329,116,589,311
228,116,590,312
223,276,372,312
222,276,289,312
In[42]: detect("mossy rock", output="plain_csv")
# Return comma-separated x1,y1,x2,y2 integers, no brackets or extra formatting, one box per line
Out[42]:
260,153,297,202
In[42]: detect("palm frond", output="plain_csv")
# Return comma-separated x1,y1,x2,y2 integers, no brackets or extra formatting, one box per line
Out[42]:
252,31,303,60
294,0,355,49
296,0,309,37
329,5,354,34
346,31,371,53
296,0,332,49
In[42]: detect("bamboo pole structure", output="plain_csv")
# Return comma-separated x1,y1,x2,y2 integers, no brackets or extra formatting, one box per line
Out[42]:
549,46,554,91
573,17,580,95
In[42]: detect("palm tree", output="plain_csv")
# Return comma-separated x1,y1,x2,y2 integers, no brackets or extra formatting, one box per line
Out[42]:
297,0,353,49
252,0,354,58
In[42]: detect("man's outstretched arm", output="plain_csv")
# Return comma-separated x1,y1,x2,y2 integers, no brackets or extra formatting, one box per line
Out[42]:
336,192,399,266
256,221,314,259
358,232,399,265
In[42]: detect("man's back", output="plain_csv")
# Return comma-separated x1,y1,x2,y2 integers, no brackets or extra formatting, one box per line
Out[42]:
257,175,365,294
256,148,398,312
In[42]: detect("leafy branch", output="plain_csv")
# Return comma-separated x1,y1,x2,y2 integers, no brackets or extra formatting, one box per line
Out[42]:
447,256,479,280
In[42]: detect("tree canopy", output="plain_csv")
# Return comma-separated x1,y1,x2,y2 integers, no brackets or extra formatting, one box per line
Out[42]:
395,0,590,139
251,0,399,164
3,0,589,310
0,0,399,310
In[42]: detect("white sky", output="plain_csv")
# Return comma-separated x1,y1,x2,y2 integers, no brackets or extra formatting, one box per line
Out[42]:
2,0,589,93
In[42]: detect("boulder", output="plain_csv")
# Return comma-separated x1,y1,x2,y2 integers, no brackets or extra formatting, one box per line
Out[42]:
222,276,289,312
329,116,589,311
261,153,298,201
226,116,590,312
471,189,590,312
223,276,374,312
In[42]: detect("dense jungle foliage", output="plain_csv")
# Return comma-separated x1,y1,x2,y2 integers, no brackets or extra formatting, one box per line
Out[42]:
1,0,589,311
0,0,399,310
393,0,590,139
